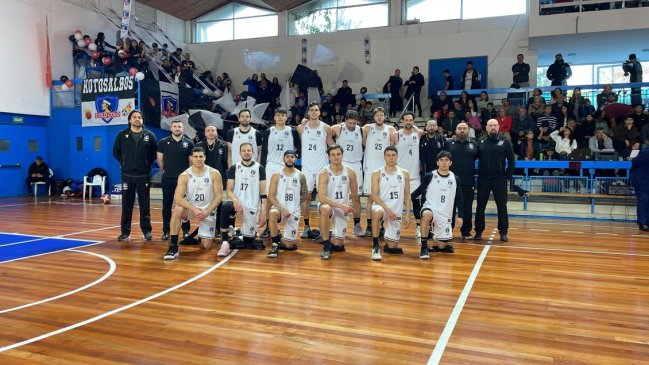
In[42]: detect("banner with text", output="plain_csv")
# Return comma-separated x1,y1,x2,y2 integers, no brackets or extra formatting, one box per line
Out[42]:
81,76,136,127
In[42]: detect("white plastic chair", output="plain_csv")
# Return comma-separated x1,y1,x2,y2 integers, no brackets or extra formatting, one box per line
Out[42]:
31,168,54,196
83,175,106,198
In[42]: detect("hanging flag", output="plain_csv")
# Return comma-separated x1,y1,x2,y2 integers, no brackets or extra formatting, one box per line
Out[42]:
301,38,308,66
364,35,371,64
45,15,52,88
120,0,133,40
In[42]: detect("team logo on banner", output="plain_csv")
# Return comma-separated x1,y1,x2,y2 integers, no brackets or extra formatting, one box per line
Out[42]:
161,95,178,117
94,95,121,123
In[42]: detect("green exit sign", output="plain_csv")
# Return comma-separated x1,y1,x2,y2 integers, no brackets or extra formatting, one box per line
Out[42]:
12,116,23,124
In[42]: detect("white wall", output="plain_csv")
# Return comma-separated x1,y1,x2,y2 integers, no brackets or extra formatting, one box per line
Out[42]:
0,0,185,117
188,14,533,102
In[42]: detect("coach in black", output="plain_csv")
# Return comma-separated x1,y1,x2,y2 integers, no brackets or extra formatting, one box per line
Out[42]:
474,119,515,242
157,120,194,240
113,110,158,241
420,119,447,174
446,122,479,239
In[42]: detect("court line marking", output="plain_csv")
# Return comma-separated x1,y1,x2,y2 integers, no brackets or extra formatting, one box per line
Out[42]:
0,243,101,264
428,232,493,365
0,225,119,248
0,249,116,314
0,250,238,353
463,242,649,258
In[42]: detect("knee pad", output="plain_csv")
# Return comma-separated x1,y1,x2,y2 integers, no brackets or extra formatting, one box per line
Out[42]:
220,201,236,228
413,198,422,220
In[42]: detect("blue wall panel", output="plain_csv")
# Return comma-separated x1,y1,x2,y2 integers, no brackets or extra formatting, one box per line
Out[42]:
0,119,49,197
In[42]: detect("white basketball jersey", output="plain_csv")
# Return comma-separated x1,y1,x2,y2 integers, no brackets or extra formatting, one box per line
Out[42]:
234,161,262,210
424,170,457,219
267,126,295,166
232,127,258,165
325,165,351,206
337,124,363,164
377,166,406,215
301,122,328,172
275,169,302,215
396,130,420,178
364,124,391,172
185,166,215,209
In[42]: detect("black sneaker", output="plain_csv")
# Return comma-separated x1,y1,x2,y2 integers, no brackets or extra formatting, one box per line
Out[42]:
441,245,455,253
419,245,430,260
430,246,441,252
331,244,346,252
383,244,403,254
163,245,179,260
117,233,130,241
268,243,279,258
473,233,483,241
143,232,153,241
320,249,331,260
161,232,170,241
462,233,473,240
279,243,298,251
500,234,509,242
364,227,372,237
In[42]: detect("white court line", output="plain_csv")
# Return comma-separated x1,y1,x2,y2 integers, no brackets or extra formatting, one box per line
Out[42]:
0,249,116,314
529,229,550,232
0,250,237,353
428,242,492,364
0,243,101,264
594,233,618,236
0,225,118,248
562,231,584,234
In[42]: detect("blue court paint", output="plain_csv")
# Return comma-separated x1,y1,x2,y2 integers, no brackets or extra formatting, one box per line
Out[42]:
0,237,98,263
0,233,42,245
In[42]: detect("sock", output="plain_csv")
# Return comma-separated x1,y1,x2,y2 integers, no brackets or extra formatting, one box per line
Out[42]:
170,235,178,246
354,217,360,225
367,218,372,227
323,239,331,252
421,239,428,248
221,232,229,242
372,237,379,248
304,219,310,228
272,235,281,244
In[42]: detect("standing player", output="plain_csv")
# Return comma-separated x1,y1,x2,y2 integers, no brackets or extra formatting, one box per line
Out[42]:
226,109,262,167
331,110,364,236
260,108,301,238
267,150,308,257
362,106,397,236
163,147,223,260
411,151,464,260
370,146,411,261
216,143,268,256
195,125,228,238
317,145,360,260
390,112,425,237
297,102,333,238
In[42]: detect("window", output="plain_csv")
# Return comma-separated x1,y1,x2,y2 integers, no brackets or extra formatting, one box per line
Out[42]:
193,3,278,43
0,140,8,152
94,136,102,152
289,0,389,35
404,0,526,23
28,140,38,153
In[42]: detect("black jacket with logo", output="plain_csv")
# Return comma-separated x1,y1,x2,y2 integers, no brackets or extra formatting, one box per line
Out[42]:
446,138,480,186
477,135,516,179
113,127,158,178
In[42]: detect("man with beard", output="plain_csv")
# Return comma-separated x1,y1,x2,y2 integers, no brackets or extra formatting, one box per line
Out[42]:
446,122,479,239
317,145,360,260
370,146,411,261
391,112,425,237
216,143,268,257
195,125,228,236
362,107,397,236
297,102,334,238
387,69,403,117
404,66,425,118
420,119,448,175
226,109,262,167
332,110,364,236
546,53,572,86
163,147,223,260
474,119,516,242
157,120,194,241
412,151,463,259
267,150,308,258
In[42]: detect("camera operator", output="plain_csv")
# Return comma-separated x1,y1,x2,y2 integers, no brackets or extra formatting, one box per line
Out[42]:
624,54,643,106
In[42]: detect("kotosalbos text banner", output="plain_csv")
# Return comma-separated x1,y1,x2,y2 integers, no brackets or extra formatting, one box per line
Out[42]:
81,76,136,127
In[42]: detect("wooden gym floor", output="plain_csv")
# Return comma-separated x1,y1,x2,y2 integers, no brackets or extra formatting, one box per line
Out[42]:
0,196,648,364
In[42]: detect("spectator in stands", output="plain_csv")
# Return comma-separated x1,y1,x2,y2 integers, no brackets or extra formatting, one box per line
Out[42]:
149,43,161,62
481,102,498,128
612,117,640,153
221,73,232,90
443,69,453,90
597,84,617,110
387,69,403,117
466,99,479,117
362,101,374,123
158,58,173,83
453,100,466,118
496,109,512,140
626,54,643,106
589,127,614,154
593,110,610,134
460,61,482,90
528,95,545,121
537,125,553,151
500,98,517,120
641,121,649,146
404,66,425,117
569,87,587,120
270,77,282,105
604,102,634,130
476,91,490,112
214,76,225,92
161,43,169,58
551,126,577,158
519,130,540,160
181,53,196,71
442,110,460,138
630,143,649,232
431,91,452,116
550,87,563,105
582,113,596,141
632,104,649,131
567,118,586,147
459,91,472,110
94,32,115,53
243,74,259,97
170,48,183,67
463,110,481,138
335,80,354,108
512,54,530,87
624,140,641,160
512,106,536,152
537,105,558,132
527,88,546,108
26,156,50,195
582,99,595,119
557,104,576,129
546,53,572,86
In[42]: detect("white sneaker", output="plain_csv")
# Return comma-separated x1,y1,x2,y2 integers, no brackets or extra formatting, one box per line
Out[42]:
415,226,421,239
371,247,382,261
217,241,231,257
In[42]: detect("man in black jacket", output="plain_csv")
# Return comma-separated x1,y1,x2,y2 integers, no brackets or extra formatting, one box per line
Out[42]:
404,66,425,118
474,119,516,242
113,110,158,241
546,53,572,86
26,156,50,195
420,119,447,174
387,69,403,117
446,123,479,239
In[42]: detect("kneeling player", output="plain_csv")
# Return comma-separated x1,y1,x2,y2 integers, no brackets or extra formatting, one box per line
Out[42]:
267,150,308,257
164,147,223,260
411,151,464,259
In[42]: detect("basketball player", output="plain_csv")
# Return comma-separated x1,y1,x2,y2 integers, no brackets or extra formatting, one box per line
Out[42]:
163,147,223,260
390,112,425,238
411,151,464,260
267,150,308,258
370,146,411,261
362,107,397,237
297,102,333,238
317,145,360,260
259,108,301,238
331,109,364,236
226,109,262,167
216,142,268,257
